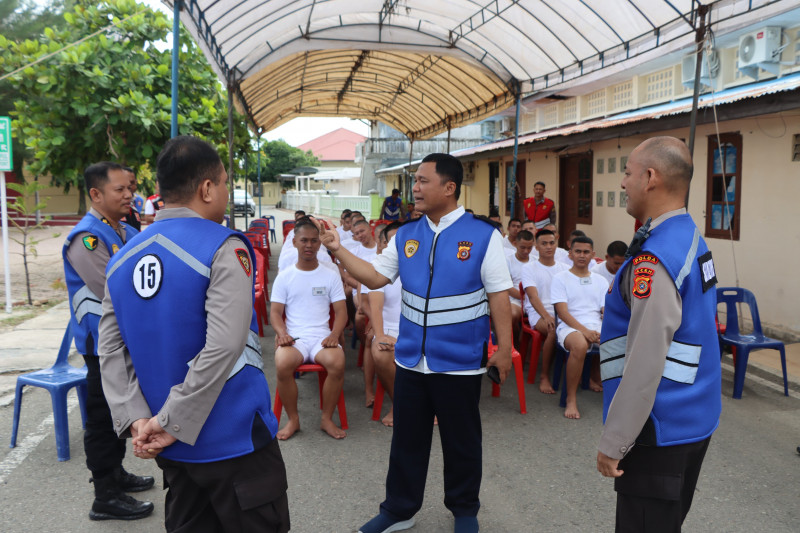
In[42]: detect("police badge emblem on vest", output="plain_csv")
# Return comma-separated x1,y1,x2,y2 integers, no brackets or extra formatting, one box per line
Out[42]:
457,241,473,261
404,239,419,258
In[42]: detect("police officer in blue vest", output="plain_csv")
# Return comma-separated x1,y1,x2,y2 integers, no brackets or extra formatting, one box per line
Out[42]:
319,153,513,533
380,188,404,220
597,137,721,532
98,136,289,532
63,161,154,520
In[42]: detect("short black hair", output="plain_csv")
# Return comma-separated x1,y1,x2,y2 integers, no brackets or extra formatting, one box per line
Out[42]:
421,153,463,200
464,208,474,214
391,188,400,195
84,161,124,192
570,229,586,238
352,218,370,229
571,235,594,249
535,229,555,240
517,230,534,242
294,216,319,235
341,209,352,216
508,217,521,226
607,240,628,257
122,166,135,176
534,181,546,188
523,219,535,226
384,220,403,235
351,210,362,217
295,210,306,217
156,136,223,203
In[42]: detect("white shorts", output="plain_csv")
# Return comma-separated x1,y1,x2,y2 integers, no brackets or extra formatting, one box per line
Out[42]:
372,328,400,343
557,323,601,351
292,336,340,364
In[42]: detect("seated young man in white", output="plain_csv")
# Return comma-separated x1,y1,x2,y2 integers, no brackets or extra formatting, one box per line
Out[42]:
542,223,572,267
505,229,535,340
521,229,569,394
551,236,609,420
270,218,348,440
277,216,335,272
365,221,403,427
502,217,522,254
343,218,379,407
590,240,628,285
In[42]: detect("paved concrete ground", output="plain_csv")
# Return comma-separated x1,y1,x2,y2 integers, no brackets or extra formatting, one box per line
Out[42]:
1,208,799,532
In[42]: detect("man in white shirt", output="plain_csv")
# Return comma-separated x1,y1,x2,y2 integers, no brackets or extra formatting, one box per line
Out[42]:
270,219,348,440
316,153,512,533
501,217,522,254
346,218,379,407
505,229,535,339
277,221,334,272
551,236,609,420
336,209,354,243
543,223,572,267
277,210,308,264
590,240,628,285
522,229,568,394
365,221,403,427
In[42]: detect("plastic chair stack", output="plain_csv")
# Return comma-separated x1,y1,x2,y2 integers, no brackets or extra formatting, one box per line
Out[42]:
282,220,295,240
10,324,89,462
717,287,788,399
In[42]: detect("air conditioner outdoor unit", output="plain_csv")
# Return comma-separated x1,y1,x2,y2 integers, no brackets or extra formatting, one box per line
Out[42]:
738,26,782,78
681,50,719,88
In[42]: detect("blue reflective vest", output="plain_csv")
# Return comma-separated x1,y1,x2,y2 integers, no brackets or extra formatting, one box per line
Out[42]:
383,196,402,220
105,217,277,463
600,214,721,447
395,214,494,372
63,213,137,356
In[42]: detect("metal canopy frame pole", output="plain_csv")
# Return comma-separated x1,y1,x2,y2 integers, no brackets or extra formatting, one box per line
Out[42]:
510,84,521,219
170,0,181,138
227,81,235,229
446,124,451,153
687,5,709,207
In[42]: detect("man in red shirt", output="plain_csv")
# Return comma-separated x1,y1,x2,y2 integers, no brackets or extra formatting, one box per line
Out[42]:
523,181,556,230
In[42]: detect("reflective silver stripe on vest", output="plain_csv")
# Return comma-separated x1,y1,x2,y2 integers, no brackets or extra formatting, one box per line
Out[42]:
107,234,211,280
534,219,549,230
600,335,701,384
600,336,627,381
401,287,489,328
186,330,263,378
71,284,102,323
674,228,700,290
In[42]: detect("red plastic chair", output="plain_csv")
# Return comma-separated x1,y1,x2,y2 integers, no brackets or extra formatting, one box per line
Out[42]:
372,379,387,421
518,282,543,384
252,251,268,334
249,226,272,257
282,220,295,240
487,336,527,415
273,365,348,430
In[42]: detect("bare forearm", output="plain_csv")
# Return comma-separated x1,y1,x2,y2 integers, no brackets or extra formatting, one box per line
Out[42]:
527,287,550,318
488,291,512,349
331,247,389,289
554,303,586,331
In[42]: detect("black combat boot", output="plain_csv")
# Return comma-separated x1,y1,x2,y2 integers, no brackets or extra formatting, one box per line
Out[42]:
114,466,155,492
89,474,155,521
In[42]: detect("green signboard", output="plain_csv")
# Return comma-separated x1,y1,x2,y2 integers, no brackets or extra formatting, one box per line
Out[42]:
0,117,12,172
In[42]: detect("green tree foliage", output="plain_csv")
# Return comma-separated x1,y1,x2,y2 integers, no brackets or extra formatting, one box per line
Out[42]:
239,140,320,184
0,0,250,213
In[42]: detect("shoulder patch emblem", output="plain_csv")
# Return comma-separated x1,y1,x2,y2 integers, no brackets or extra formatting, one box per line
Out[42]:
457,241,473,261
632,273,653,299
633,254,659,266
633,266,655,277
235,248,251,277
404,239,419,258
82,235,98,251
111,244,119,255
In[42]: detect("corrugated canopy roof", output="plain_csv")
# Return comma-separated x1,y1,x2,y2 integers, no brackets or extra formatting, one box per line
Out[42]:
168,0,786,139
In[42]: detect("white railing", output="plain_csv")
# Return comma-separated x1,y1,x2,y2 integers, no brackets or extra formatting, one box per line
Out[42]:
281,190,373,218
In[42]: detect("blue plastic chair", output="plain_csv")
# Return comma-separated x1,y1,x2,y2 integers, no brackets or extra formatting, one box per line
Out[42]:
717,287,788,399
10,324,89,461
263,215,277,242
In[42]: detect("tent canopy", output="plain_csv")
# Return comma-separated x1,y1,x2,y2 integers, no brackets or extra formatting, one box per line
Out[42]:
170,0,787,139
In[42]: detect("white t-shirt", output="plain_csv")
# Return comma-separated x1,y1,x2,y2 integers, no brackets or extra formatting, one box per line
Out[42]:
521,261,569,323
350,243,377,296
555,247,572,267
550,271,609,334
277,246,333,272
591,261,616,285
365,278,402,333
144,198,156,216
505,253,530,306
336,226,352,242
502,235,516,253
284,228,295,244
271,264,346,338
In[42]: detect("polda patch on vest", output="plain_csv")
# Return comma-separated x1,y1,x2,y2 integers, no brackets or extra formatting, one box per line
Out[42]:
632,254,659,266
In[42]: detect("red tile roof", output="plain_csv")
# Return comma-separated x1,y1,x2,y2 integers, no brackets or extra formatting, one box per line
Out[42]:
297,128,367,161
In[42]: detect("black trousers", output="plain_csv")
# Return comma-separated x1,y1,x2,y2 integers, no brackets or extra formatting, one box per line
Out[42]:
380,367,483,520
614,437,712,533
155,438,290,533
83,353,126,477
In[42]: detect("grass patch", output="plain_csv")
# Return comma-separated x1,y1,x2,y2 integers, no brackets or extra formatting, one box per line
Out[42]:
0,299,65,331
